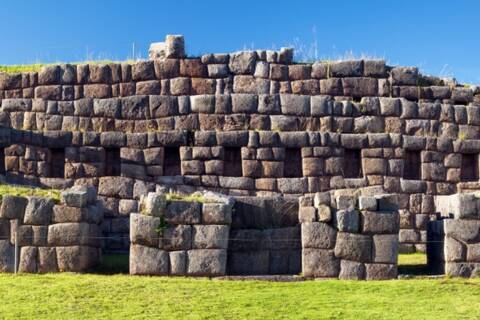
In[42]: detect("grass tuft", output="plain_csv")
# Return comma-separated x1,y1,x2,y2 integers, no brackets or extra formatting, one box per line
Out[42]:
165,192,216,203
0,183,61,202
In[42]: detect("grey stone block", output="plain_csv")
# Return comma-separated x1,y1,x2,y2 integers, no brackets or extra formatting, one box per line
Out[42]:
335,210,360,233
169,250,187,275
141,192,167,217
19,246,38,273
365,263,397,280
162,225,192,251
301,222,336,249
61,186,90,208
444,220,480,243
190,95,215,114
336,195,356,210
98,177,134,198
24,197,54,225
231,94,258,113
56,246,100,272
229,51,256,74
361,211,400,234
38,247,58,273
339,260,365,280
130,213,160,247
444,237,465,262
202,203,232,224
93,98,121,118
373,234,398,264
0,240,14,272
129,244,169,275
358,196,377,211
445,262,480,278
302,248,339,277
192,225,229,249
187,249,227,276
335,232,372,262
165,201,202,224
48,223,101,247
0,195,28,219
280,94,310,116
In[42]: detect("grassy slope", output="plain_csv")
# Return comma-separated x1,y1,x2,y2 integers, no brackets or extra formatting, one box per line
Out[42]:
0,273,479,319
0,183,61,202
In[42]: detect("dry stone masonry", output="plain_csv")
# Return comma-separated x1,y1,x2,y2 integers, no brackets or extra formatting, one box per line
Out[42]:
130,191,234,276
0,186,102,273
300,193,399,279
0,34,480,276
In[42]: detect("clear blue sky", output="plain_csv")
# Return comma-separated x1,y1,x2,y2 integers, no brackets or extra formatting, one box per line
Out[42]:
2,0,480,83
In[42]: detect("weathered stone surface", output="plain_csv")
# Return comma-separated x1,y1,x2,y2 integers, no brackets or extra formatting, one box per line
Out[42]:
56,246,100,272
140,192,167,217
38,247,58,273
98,177,134,198
130,213,160,247
187,249,227,276
301,222,336,249
19,246,38,273
61,186,92,207
130,244,169,275
335,210,360,233
0,240,14,272
162,225,192,251
192,225,229,249
361,211,400,234
339,260,365,280
165,201,202,224
444,220,480,243
0,195,28,219
334,232,372,262
24,197,55,225
202,203,232,224
169,250,186,275
365,263,397,280
373,234,398,264
48,223,100,247
229,52,256,75
302,248,339,277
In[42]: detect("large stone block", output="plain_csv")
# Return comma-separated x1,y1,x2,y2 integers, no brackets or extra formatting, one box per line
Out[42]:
19,246,38,273
280,94,310,116
24,197,54,225
140,192,167,217
38,247,58,273
301,222,336,249
165,201,202,224
202,203,232,224
229,51,256,75
192,225,229,249
361,211,400,234
373,234,398,264
0,195,28,219
334,232,372,262
52,204,103,224
0,240,14,272
169,250,187,275
48,223,101,247
339,260,365,280
365,263,397,280
187,249,227,276
335,210,360,233
98,177,134,198
130,213,160,247
444,220,480,243
56,246,100,272
302,248,339,277
61,186,93,208
162,225,192,251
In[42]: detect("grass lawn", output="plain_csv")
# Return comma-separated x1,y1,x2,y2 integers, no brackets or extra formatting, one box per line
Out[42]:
0,254,478,319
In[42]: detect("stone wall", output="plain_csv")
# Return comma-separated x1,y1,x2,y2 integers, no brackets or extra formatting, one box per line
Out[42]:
129,192,233,276
427,193,480,277
299,193,399,280
1,35,480,251
0,186,103,273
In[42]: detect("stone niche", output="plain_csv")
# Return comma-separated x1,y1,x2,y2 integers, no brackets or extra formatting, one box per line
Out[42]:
0,186,103,273
428,193,480,277
129,191,234,276
299,193,400,280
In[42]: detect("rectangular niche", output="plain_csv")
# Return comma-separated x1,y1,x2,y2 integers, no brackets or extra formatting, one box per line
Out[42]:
0,148,4,174
403,150,421,180
461,153,479,182
105,148,121,176
284,148,303,178
163,147,181,176
49,148,65,178
343,149,362,178
223,147,242,177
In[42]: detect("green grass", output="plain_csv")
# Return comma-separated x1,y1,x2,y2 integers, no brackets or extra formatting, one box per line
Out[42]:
165,192,218,203
0,273,479,319
398,253,430,276
0,183,61,202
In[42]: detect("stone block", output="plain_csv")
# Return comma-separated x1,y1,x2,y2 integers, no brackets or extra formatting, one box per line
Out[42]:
301,222,336,249
335,210,360,233
202,203,232,224
330,60,363,77
169,250,187,275
187,249,227,276
0,195,28,219
365,263,397,280
23,197,54,225
231,94,258,113
302,248,339,277
130,213,160,247
0,240,14,272
98,177,134,198
280,94,310,116
358,196,377,211
48,223,101,247
165,201,202,224
318,205,332,222
445,237,465,262
334,232,372,262
19,246,38,273
373,234,398,264
361,211,400,234
129,244,169,275
444,220,480,243
162,225,192,251
299,206,316,223
141,192,167,217
61,186,91,207
56,246,100,272
38,247,58,273
229,51,256,75
339,260,365,280
192,225,229,249
375,194,399,211
336,195,356,210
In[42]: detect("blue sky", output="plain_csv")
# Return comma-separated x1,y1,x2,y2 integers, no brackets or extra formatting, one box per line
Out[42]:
1,0,480,83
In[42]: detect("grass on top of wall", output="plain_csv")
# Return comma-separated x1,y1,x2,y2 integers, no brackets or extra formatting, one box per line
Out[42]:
0,183,61,202
0,272,479,319
0,60,135,74
165,192,218,203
